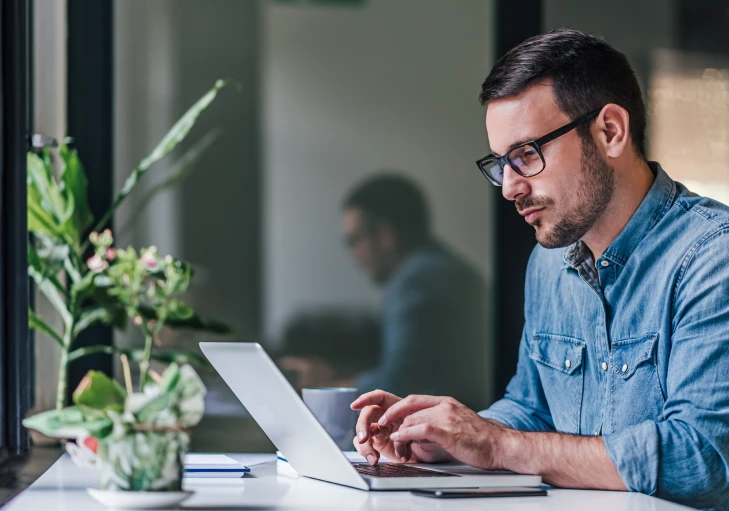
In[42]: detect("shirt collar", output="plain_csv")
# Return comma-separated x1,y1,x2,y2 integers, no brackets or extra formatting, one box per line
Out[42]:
563,161,676,269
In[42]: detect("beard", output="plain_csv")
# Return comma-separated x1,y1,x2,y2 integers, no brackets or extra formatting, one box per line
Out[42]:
517,137,615,249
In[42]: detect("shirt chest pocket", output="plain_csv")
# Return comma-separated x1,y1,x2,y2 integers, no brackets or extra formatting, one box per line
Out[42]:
529,333,586,434
607,333,664,433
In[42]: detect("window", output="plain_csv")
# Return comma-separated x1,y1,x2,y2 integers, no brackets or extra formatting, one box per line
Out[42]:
0,0,32,455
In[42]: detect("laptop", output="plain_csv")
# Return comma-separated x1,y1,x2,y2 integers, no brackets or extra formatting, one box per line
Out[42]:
200,342,542,491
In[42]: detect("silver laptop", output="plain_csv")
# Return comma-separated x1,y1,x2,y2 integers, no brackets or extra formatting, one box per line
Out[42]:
200,342,541,491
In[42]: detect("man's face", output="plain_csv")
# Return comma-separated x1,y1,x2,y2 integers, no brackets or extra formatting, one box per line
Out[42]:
342,208,392,284
486,82,615,248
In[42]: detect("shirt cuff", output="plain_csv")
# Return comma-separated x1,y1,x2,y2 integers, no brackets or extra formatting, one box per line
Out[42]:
478,399,527,430
478,397,557,432
603,420,660,496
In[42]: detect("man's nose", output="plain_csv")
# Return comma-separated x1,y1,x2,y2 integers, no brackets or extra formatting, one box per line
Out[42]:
501,164,531,202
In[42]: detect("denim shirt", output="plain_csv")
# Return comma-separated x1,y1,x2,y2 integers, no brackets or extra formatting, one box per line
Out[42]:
480,162,729,509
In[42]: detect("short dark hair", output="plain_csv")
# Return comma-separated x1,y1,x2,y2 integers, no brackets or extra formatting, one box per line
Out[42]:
479,28,646,157
343,173,430,247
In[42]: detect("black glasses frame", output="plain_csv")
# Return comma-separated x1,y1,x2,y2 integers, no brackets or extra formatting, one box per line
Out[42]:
476,108,602,186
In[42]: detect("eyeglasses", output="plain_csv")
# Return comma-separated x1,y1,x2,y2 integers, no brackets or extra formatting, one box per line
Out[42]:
476,108,602,186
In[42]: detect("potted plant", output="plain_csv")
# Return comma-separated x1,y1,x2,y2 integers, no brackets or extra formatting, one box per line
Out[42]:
24,236,210,504
26,79,233,411
22,80,235,504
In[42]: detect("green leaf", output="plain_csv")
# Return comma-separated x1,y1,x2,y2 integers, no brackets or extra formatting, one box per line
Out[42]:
71,282,128,334
35,234,69,262
28,245,72,329
28,308,64,347
30,236,66,291
28,242,65,293
22,406,113,440
87,80,232,239
59,144,94,237
26,152,67,225
71,270,96,297
73,370,127,412
159,363,181,394
132,364,205,427
116,129,221,238
73,307,113,337
28,182,61,237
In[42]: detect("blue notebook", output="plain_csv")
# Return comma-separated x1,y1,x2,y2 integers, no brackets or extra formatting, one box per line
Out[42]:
184,454,250,478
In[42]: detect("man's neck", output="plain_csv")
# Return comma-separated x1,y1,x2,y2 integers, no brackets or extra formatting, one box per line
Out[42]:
381,241,429,284
581,160,655,261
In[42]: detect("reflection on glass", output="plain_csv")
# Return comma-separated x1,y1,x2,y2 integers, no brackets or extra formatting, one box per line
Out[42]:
648,49,729,204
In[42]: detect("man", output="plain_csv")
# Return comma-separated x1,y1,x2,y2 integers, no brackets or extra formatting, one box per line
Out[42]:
351,29,729,509
342,174,488,410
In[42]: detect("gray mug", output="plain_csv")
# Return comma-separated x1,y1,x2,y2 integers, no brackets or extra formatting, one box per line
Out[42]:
302,387,359,451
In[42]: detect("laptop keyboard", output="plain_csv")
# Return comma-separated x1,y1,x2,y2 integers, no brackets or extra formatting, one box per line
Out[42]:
354,464,460,478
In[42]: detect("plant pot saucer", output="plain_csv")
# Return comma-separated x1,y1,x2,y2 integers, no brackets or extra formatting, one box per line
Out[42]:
87,488,194,509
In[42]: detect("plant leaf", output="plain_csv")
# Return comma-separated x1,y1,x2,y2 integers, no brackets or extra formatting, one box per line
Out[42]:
32,235,67,288
28,244,72,329
73,370,127,412
28,182,62,237
60,144,94,237
88,80,232,239
73,307,113,337
116,129,221,238
26,152,67,224
28,308,64,347
22,406,113,440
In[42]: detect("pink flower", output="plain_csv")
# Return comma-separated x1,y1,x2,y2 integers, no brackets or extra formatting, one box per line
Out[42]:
87,254,108,273
141,251,159,271
105,248,117,261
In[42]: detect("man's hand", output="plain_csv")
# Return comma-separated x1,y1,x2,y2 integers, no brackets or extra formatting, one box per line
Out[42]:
351,390,509,468
351,391,627,490
350,390,452,465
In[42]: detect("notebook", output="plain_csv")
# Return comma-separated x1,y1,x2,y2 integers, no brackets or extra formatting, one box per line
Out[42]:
184,454,250,478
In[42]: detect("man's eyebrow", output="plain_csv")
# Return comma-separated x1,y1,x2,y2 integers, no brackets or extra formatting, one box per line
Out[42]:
490,137,536,158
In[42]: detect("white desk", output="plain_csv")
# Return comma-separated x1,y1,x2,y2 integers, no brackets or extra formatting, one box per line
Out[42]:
4,454,692,510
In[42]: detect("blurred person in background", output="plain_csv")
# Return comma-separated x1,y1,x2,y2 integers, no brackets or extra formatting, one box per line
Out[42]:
281,174,488,408
341,174,488,410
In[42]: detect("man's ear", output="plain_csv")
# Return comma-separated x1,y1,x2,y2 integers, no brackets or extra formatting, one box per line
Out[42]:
377,221,398,251
594,103,630,159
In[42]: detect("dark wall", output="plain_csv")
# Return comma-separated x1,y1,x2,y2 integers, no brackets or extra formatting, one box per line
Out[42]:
492,0,542,399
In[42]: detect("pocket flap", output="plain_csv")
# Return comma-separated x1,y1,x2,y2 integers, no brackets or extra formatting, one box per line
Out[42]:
610,333,658,379
529,333,585,375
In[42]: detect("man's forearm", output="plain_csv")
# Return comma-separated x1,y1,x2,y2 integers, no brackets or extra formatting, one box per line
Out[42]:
498,429,627,490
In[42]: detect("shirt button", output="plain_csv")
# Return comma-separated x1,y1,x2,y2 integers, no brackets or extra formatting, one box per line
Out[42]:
565,359,571,369
601,362,608,371
600,260,609,267
621,364,628,373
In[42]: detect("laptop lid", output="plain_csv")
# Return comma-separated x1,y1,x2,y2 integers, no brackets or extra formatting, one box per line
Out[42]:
200,342,369,490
